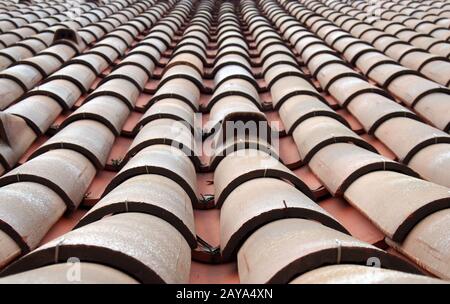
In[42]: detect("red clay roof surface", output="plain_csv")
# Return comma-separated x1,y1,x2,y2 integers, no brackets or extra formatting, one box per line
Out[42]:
0,0,449,284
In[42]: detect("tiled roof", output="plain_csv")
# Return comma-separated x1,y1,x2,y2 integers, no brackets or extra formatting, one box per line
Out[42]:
0,0,449,284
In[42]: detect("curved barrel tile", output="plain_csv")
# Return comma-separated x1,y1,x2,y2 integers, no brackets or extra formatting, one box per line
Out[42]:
0,213,191,284
5,95,62,135
292,116,376,163
18,54,61,77
413,93,450,132
220,177,348,261
0,78,26,110
87,78,140,110
127,44,161,65
214,149,314,208
125,118,198,166
270,75,319,109
136,98,195,134
73,53,109,75
103,64,149,91
87,45,120,64
1,64,43,90
347,93,417,134
387,208,450,280
0,182,66,254
290,264,446,284
167,52,204,76
408,143,450,188
0,263,139,284
237,218,420,284
46,64,97,94
213,53,251,76
309,143,418,196
209,120,276,170
61,96,130,136
344,170,450,242
214,64,256,89
0,112,36,170
150,78,200,111
374,117,450,164
105,144,198,207
279,95,347,134
29,120,115,169
0,149,96,211
26,79,82,110
0,230,20,269
75,174,196,248
161,64,203,91
327,76,388,108
263,63,303,88
209,78,261,111
207,95,261,132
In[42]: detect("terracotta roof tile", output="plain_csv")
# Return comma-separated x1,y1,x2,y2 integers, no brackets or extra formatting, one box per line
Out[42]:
0,229,21,270
0,1,149,110
26,79,82,109
286,0,450,133
125,118,199,164
237,218,420,283
0,182,65,253
214,149,314,208
279,95,347,134
346,92,416,134
1,213,192,283
77,173,196,247
4,95,61,135
209,123,275,169
29,119,116,169
220,177,348,261
152,78,201,110
290,264,445,284
266,0,450,280
47,64,97,93
20,55,64,78
0,149,96,211
344,170,450,242
0,0,449,284
0,112,36,169
374,117,450,163
408,143,450,188
0,262,139,284
62,95,130,136
206,95,261,131
274,0,450,187
138,98,195,132
106,144,198,206
308,142,417,195
292,115,376,163
387,208,450,280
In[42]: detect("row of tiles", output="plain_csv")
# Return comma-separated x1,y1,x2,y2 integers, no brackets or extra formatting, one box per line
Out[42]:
293,0,450,133
230,0,450,282
0,2,176,256
352,0,450,40
274,0,450,186
0,0,71,34
270,0,448,279
0,0,148,69
0,2,95,51
2,0,449,182
5,0,449,192
0,0,449,284
355,0,450,27
0,0,168,174
0,0,203,284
